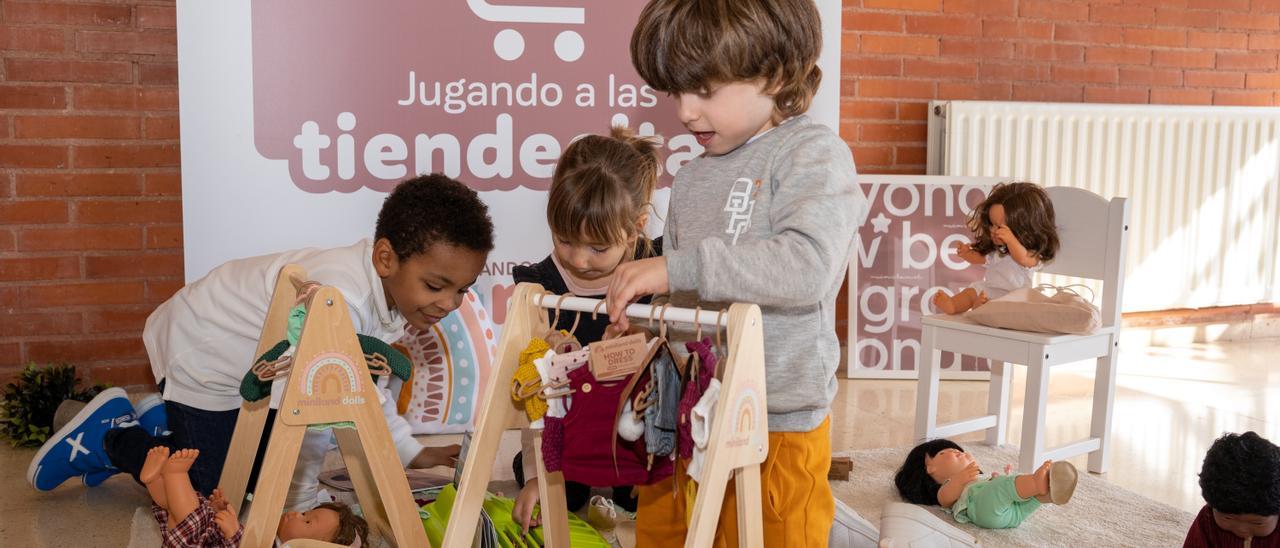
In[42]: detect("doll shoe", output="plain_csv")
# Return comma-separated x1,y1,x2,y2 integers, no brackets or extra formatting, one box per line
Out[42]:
586,495,619,542
1048,460,1079,505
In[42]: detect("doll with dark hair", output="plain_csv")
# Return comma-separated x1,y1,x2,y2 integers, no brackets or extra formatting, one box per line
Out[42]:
933,182,1060,315
1184,431,1280,547
894,439,1078,529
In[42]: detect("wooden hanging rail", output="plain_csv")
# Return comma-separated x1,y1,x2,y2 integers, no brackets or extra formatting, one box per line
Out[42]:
218,265,428,548
444,283,769,548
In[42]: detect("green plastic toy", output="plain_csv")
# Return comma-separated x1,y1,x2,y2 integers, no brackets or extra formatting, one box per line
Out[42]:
420,484,610,548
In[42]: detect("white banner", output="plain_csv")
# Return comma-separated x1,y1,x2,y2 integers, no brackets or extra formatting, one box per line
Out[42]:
176,0,842,323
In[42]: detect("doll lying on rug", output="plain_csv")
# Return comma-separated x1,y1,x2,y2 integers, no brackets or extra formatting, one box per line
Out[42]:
141,446,368,547
894,439,1078,529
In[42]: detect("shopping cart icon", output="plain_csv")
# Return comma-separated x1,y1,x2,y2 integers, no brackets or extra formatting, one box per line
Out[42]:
467,0,585,62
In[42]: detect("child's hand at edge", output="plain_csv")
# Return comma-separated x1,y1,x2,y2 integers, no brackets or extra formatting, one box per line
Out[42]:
605,256,669,332
410,444,461,469
513,480,541,534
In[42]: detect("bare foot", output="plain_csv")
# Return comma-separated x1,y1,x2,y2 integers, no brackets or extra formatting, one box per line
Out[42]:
932,292,959,314
160,449,202,530
974,292,989,308
140,446,170,485
1033,460,1053,503
163,448,200,476
141,446,171,509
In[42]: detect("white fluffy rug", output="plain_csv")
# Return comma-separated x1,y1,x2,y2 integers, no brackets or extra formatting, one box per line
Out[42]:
833,445,1196,548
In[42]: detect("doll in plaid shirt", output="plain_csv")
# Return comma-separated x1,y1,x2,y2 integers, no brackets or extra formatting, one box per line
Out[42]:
141,447,367,547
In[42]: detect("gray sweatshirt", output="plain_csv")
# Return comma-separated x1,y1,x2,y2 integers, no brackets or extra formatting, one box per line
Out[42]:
664,115,869,432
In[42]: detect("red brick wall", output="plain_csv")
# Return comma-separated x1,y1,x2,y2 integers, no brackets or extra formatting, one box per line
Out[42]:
830,0,1280,333
3,1,1279,386
1,1,179,386
839,0,1280,174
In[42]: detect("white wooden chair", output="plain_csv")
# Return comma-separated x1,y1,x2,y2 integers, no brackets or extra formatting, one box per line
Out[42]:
913,186,1129,474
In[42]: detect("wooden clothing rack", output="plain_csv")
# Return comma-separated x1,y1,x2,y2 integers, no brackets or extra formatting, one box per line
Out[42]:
444,283,770,548
217,264,428,548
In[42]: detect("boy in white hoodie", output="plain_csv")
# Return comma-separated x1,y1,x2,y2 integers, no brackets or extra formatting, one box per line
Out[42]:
29,174,491,510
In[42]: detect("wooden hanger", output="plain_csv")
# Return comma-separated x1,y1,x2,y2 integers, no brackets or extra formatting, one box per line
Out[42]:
693,306,703,342
630,303,674,417
666,304,688,378
714,308,727,378
543,293,583,354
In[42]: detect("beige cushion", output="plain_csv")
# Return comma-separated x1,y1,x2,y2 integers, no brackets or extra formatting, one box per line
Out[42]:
966,286,1101,335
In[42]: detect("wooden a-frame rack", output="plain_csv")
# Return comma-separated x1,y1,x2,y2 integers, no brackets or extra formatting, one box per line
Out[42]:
217,264,428,548
444,283,771,547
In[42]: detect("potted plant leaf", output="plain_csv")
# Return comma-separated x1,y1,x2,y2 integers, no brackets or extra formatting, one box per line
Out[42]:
1,363,108,448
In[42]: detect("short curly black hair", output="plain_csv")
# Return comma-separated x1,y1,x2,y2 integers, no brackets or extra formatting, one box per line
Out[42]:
894,438,966,506
374,173,494,259
1199,431,1280,516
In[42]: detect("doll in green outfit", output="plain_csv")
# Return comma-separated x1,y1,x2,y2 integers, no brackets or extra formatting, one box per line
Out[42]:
894,439,1079,529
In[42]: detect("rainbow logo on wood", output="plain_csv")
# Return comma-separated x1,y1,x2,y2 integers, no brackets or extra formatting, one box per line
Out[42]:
726,387,763,450
299,352,365,406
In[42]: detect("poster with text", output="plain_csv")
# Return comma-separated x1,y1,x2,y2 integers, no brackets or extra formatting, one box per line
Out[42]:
849,176,1007,379
177,0,842,324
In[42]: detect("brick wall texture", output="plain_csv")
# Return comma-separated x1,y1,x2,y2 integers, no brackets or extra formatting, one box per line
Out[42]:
3,0,1279,385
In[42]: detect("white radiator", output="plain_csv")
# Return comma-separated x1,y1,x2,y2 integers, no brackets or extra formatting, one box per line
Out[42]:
928,100,1280,312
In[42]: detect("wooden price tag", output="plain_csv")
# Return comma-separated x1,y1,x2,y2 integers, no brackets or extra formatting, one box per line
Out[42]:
589,332,649,381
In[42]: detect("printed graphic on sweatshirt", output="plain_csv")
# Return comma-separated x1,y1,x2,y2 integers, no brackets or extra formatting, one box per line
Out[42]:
724,178,762,245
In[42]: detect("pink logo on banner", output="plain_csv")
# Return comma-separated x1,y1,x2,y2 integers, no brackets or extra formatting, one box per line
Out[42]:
853,181,994,374
249,1,694,193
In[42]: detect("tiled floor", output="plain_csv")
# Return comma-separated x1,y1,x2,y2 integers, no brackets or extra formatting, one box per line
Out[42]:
1,338,1276,546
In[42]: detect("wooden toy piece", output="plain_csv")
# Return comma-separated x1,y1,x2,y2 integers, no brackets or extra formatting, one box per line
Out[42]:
685,303,768,548
219,264,306,511
445,285,770,548
443,282,546,548
219,263,428,548
829,456,853,481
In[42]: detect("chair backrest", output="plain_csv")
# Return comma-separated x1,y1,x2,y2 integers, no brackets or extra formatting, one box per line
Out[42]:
1040,186,1130,328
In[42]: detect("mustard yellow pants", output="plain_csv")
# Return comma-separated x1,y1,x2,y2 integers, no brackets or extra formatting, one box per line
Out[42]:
634,417,834,547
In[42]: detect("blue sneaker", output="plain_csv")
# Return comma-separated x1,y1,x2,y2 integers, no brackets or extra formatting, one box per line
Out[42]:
134,393,169,438
81,414,143,487
27,387,136,491
82,469,117,487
